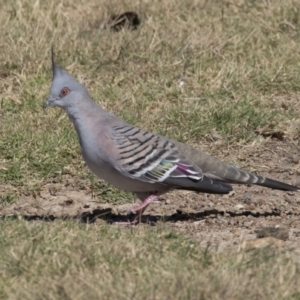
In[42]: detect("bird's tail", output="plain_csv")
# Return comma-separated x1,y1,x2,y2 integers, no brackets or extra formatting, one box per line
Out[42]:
174,141,300,192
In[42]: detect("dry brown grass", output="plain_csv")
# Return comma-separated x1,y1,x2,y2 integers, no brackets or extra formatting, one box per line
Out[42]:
1,0,300,298
0,219,299,300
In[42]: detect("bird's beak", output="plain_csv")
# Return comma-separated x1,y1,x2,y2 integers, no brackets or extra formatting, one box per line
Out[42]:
43,97,54,109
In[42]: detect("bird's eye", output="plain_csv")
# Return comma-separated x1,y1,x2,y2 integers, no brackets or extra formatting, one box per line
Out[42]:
60,87,69,97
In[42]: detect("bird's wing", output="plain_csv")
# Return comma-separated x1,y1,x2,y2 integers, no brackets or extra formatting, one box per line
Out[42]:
109,124,232,194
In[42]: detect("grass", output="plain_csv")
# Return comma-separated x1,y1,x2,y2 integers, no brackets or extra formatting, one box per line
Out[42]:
1,0,300,193
1,0,300,298
0,218,298,299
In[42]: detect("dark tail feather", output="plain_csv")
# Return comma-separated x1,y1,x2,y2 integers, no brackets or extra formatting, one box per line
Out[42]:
257,177,299,192
172,175,233,194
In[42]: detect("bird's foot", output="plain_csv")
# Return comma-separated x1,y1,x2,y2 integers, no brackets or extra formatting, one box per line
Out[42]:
127,193,158,215
114,211,148,225
114,193,158,225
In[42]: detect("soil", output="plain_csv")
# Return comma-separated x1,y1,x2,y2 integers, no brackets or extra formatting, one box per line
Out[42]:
1,138,300,251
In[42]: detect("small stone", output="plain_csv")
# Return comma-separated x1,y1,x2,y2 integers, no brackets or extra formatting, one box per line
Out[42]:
244,221,253,228
292,156,299,164
193,220,204,226
229,190,235,197
242,193,252,201
235,204,244,210
247,204,256,210
83,203,90,208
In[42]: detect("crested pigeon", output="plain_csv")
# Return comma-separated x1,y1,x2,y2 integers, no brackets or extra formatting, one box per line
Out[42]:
44,53,300,224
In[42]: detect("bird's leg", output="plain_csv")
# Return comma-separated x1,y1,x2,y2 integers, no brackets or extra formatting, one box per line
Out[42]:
114,193,158,225
132,206,148,224
129,193,158,215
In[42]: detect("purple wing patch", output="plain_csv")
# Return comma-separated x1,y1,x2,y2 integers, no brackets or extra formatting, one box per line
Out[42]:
175,163,201,180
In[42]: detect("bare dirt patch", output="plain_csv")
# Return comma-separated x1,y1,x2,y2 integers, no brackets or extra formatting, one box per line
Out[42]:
1,138,300,251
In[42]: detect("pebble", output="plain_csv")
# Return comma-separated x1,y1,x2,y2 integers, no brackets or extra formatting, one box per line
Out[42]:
247,204,256,210
292,156,299,164
244,221,254,228
242,193,252,201
235,204,244,210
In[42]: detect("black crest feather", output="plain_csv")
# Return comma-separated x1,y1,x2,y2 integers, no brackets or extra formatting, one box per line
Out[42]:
51,46,58,78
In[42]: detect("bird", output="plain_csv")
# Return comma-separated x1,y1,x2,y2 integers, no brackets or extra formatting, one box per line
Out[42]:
44,52,300,224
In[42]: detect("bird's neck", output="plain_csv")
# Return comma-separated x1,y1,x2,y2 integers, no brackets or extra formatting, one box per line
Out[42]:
65,98,98,124
64,99,111,146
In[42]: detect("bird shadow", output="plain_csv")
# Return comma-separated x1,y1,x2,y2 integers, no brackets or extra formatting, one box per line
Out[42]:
0,207,285,225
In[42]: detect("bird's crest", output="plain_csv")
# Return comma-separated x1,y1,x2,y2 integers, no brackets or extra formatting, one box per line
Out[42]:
51,46,63,79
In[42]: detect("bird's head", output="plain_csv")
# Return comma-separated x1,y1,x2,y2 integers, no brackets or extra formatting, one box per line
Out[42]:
44,49,89,110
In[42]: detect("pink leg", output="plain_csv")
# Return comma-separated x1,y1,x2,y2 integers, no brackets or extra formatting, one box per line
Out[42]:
114,193,158,225
129,193,158,214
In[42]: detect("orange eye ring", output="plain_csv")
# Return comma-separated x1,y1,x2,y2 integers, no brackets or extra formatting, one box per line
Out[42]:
60,87,69,97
